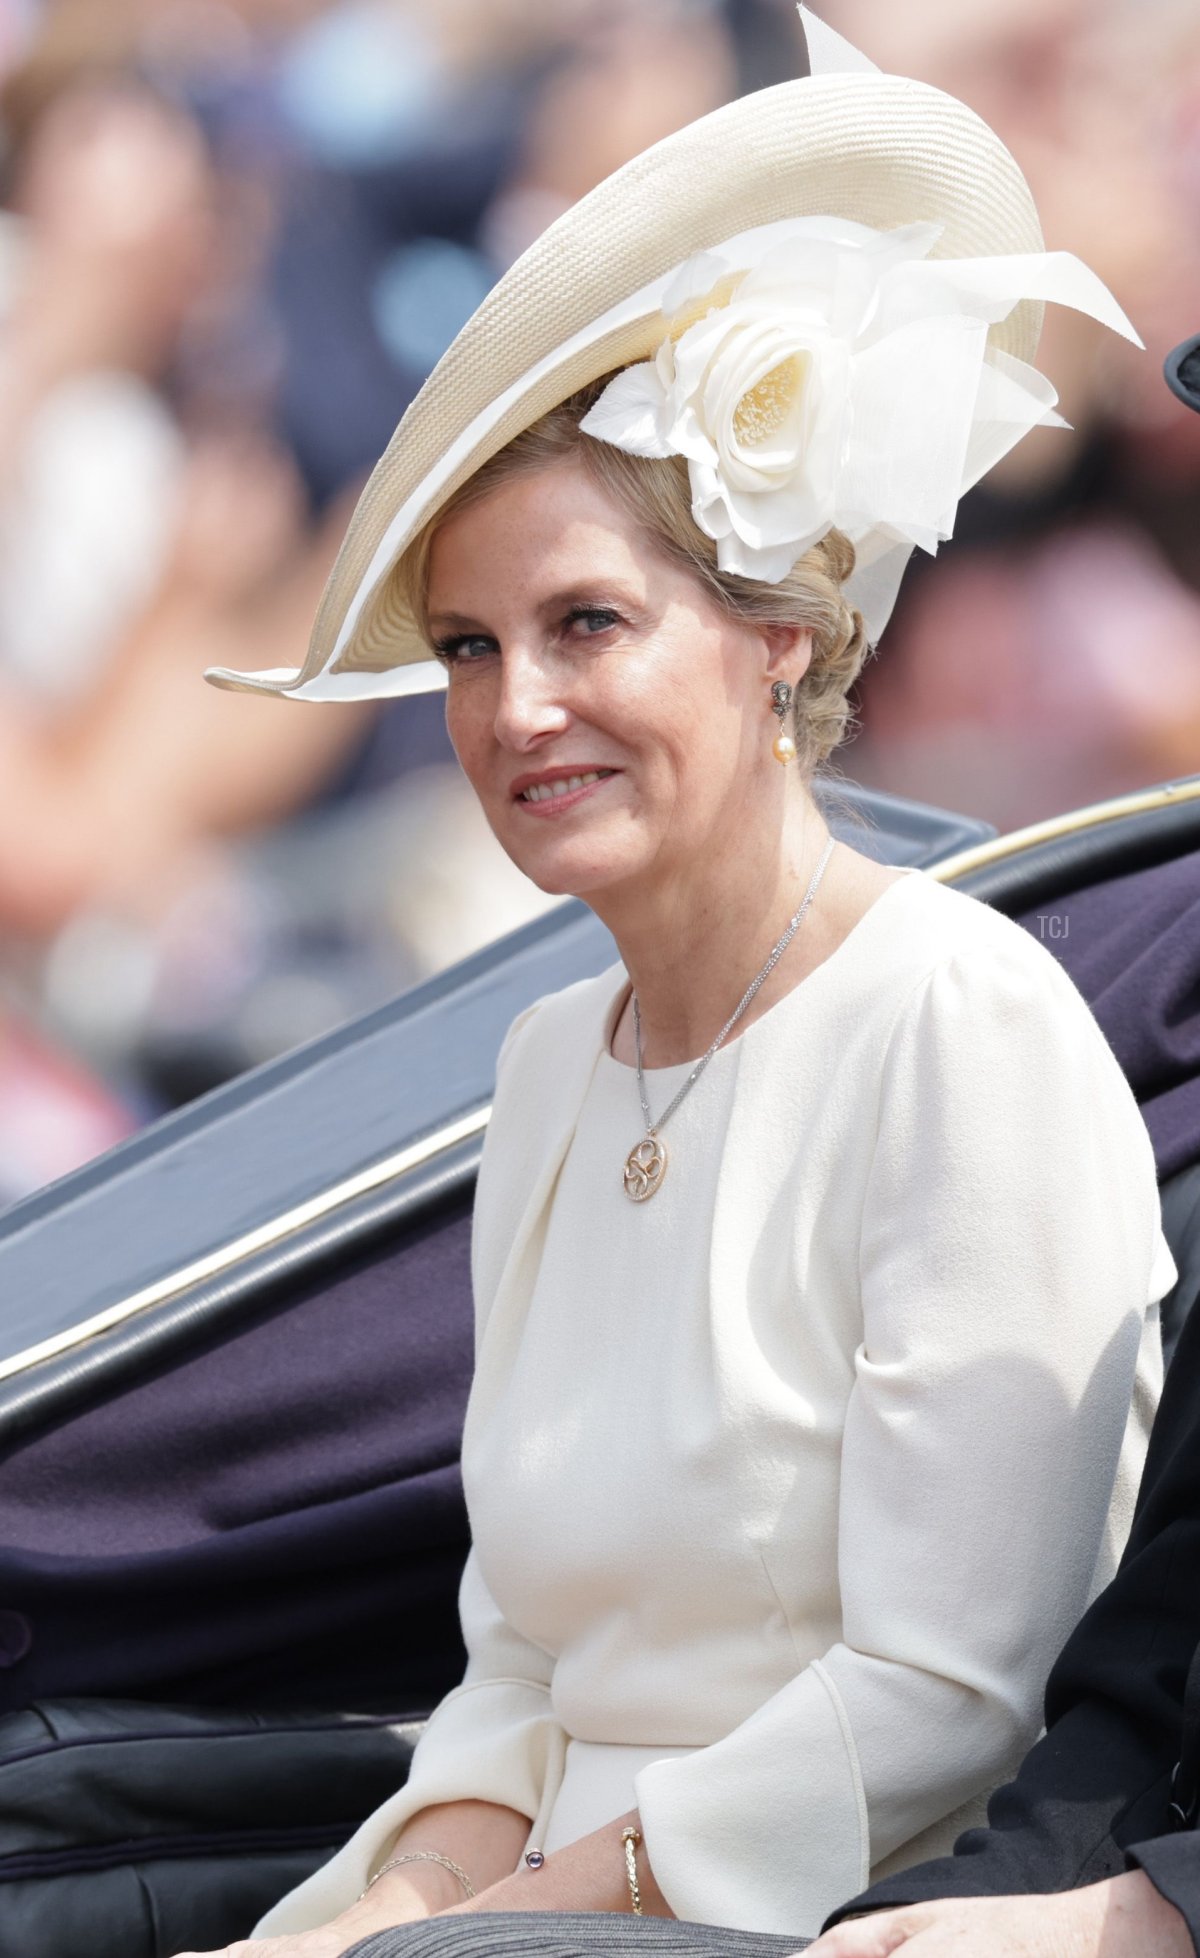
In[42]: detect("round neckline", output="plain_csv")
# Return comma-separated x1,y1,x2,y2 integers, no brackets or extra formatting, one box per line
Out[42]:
600,865,926,1076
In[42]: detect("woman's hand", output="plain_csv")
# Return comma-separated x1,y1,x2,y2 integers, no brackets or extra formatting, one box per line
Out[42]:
173,1934,360,1958
804,1870,1192,1958
171,1853,465,1957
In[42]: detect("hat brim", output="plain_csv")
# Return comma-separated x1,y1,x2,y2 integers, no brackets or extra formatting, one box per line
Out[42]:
205,71,1045,704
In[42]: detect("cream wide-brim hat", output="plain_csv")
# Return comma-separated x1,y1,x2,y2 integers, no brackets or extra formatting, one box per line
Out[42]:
205,45,1050,704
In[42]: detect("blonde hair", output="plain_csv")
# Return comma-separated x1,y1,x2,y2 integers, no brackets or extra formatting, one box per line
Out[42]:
400,374,873,778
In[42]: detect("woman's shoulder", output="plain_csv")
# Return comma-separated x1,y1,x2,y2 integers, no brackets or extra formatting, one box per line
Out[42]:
884,870,1090,1004
879,872,1127,1087
872,874,1173,1299
495,959,627,1083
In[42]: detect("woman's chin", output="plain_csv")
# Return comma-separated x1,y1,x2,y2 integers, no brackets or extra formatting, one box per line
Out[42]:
508,843,644,904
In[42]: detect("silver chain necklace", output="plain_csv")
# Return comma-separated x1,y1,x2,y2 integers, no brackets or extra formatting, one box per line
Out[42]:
622,834,837,1203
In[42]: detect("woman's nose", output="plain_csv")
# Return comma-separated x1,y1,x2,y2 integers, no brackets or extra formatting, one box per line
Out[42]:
492,644,570,750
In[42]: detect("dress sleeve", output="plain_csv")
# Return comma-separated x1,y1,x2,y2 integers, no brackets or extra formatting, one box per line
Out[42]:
252,1000,567,1937
252,1549,566,1933
634,933,1176,1936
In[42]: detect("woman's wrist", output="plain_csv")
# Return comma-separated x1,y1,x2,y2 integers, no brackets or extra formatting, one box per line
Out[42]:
616,1813,670,1917
344,1857,468,1926
1098,1869,1193,1956
500,1810,670,1918
362,1850,476,1908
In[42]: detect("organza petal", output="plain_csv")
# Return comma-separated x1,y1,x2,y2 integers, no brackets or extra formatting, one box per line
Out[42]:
843,536,917,644
666,399,721,468
579,361,674,456
661,249,734,322
863,261,987,348
961,348,1068,493
840,315,989,545
669,311,739,395
715,529,817,583
687,461,735,542
698,469,835,554
744,222,942,342
901,249,1144,347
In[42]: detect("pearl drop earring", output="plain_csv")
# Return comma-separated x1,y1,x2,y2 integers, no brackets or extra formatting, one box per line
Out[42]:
771,680,797,765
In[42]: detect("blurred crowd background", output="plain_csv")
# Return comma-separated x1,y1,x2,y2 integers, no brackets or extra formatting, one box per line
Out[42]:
0,0,1198,1203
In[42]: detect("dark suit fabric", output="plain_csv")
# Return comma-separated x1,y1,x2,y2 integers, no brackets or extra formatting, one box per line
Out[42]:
825,1291,1200,1948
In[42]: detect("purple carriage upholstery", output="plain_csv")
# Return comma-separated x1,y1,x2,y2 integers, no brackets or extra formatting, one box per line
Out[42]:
0,1194,474,1716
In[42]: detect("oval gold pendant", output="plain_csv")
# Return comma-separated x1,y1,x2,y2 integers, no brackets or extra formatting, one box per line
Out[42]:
623,1134,667,1202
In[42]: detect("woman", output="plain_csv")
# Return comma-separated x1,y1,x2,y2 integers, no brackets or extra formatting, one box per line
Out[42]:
189,12,1178,1957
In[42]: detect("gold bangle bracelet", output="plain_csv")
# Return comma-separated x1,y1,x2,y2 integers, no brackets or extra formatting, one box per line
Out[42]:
357,1849,476,1903
620,1825,644,1915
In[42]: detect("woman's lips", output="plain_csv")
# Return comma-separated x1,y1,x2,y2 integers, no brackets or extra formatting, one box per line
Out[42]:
514,768,619,815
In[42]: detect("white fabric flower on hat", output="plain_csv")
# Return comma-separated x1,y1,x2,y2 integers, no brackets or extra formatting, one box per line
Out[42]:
579,214,1141,613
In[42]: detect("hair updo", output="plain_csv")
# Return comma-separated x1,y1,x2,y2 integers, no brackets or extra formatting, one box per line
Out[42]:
403,372,873,779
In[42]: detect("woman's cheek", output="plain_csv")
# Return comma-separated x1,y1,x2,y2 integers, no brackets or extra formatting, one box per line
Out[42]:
443,681,488,779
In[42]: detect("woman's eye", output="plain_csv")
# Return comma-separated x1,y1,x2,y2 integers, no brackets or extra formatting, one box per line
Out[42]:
433,608,618,663
433,633,497,664
566,606,620,637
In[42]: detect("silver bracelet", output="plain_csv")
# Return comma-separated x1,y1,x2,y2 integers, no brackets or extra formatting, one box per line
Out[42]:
358,1849,477,1903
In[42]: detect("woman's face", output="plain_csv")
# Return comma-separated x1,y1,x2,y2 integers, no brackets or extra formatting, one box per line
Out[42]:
427,456,811,903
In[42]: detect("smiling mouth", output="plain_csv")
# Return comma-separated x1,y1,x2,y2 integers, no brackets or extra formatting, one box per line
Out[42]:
517,769,617,805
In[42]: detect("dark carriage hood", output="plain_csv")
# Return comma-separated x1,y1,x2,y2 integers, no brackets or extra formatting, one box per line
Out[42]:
1026,847,1200,1183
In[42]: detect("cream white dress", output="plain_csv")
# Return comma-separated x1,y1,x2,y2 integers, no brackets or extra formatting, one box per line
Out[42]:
257,866,1177,1939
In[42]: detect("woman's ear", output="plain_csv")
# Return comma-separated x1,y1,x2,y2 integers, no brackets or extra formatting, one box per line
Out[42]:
760,623,814,690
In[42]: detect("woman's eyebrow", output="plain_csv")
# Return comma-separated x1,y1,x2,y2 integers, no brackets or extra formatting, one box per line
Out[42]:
535,583,627,613
427,609,491,630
